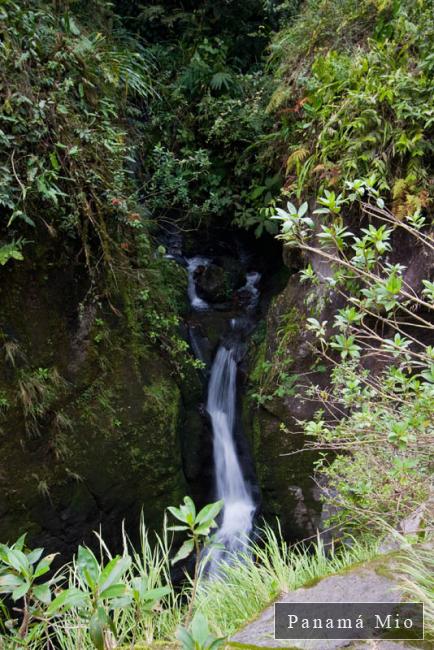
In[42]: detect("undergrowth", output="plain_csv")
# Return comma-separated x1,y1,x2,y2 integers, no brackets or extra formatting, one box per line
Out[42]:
196,525,379,637
0,519,381,648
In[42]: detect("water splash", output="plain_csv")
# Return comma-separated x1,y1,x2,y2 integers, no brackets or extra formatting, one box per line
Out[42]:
239,271,261,310
187,256,210,311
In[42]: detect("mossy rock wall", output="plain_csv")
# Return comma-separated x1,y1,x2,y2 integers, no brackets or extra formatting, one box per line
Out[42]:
245,272,345,541
0,260,190,557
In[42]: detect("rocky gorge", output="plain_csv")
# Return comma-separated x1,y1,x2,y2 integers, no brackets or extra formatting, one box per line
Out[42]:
0,222,326,558
0,1,432,647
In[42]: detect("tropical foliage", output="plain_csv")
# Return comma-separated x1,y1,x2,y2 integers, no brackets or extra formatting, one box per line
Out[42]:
0,506,381,649
0,0,433,647
272,178,433,532
0,0,155,271
268,0,434,213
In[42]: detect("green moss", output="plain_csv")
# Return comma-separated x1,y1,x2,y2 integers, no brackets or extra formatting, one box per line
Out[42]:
160,259,189,315
249,340,267,385
0,251,191,549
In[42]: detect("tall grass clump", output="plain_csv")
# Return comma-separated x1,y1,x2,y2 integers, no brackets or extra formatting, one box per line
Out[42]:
399,542,434,639
195,523,379,636
0,511,381,649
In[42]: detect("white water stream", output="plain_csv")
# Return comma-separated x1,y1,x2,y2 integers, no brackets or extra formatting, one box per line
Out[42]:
206,343,255,570
186,257,260,571
187,256,210,311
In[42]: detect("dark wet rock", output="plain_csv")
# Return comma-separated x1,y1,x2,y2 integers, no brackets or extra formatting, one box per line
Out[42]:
0,260,190,558
195,263,229,303
243,272,343,541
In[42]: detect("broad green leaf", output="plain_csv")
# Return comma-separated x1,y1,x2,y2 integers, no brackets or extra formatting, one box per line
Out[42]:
98,555,130,593
33,582,51,605
194,523,213,536
68,16,81,36
13,534,27,551
0,544,9,563
0,573,25,594
34,553,57,579
77,546,99,589
49,152,60,171
12,580,30,601
46,587,87,615
167,506,186,524
26,548,44,566
142,586,170,603
176,627,193,648
250,185,265,199
182,496,196,517
7,549,30,576
179,496,196,525
171,538,194,565
299,201,308,216
99,583,126,600
195,500,223,526
191,611,209,645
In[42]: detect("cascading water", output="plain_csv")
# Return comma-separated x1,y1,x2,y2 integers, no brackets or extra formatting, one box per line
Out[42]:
243,272,261,309
187,256,210,311
185,255,260,571
205,342,255,571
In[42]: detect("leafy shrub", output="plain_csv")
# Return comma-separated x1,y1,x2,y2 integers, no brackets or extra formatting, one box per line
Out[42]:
272,178,433,532
0,518,179,648
0,0,155,271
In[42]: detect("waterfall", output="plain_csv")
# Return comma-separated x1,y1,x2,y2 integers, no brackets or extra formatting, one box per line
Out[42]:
184,252,260,572
206,345,255,569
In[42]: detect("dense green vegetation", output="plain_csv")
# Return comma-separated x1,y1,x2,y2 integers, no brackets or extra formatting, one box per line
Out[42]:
0,0,433,647
269,0,434,211
0,0,202,371
0,502,381,648
3,0,433,255
114,0,288,235
258,0,434,537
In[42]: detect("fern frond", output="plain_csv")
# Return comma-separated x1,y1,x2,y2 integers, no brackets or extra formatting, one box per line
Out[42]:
266,85,292,113
392,178,408,200
210,71,233,91
286,147,309,171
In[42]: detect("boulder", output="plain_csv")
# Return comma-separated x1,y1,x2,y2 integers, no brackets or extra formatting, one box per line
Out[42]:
195,263,229,303
230,553,426,649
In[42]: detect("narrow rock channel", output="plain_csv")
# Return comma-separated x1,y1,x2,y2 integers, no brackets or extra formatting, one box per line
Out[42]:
175,237,266,570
